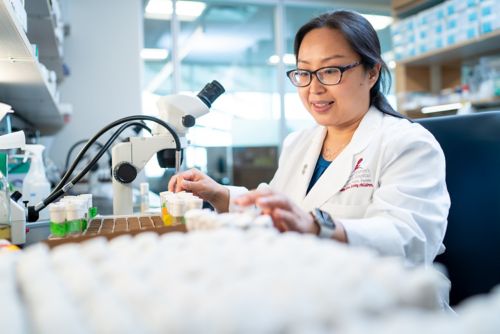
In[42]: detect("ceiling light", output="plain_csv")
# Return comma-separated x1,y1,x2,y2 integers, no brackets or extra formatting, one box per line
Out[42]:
145,0,206,21
141,48,169,61
421,103,463,114
268,53,296,65
361,14,393,31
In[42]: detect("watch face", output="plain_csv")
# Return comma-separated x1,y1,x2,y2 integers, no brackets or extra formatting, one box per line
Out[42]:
314,208,335,229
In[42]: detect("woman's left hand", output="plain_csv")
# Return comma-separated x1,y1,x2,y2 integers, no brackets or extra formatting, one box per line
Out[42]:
234,188,319,234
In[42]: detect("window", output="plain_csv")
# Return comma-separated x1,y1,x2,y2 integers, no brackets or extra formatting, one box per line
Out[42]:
143,1,279,150
141,0,394,178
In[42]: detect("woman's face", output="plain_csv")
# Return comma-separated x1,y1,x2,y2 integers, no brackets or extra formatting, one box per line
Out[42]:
296,27,379,128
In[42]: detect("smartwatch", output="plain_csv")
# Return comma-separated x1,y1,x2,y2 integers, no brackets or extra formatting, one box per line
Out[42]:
310,208,336,239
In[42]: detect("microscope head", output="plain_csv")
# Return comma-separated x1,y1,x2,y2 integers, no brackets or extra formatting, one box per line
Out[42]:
155,80,225,168
154,80,225,136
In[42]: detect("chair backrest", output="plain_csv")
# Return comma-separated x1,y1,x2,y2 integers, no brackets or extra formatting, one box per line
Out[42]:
417,111,500,305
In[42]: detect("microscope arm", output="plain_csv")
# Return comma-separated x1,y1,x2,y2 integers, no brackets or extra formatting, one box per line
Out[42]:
112,135,187,215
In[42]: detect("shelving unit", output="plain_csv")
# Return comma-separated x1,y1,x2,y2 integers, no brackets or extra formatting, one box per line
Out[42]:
392,0,442,18
25,0,65,82
401,97,500,119
399,30,500,66
0,0,64,135
392,1,500,117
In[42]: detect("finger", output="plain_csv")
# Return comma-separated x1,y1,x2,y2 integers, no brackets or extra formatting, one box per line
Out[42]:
271,208,298,231
169,170,192,192
174,174,188,192
168,175,177,192
176,169,197,182
179,179,197,193
233,190,259,206
234,188,273,206
270,209,292,232
183,168,199,181
274,220,288,233
255,194,292,211
178,179,216,201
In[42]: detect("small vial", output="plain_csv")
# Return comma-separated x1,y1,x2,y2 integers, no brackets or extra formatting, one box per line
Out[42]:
186,196,203,211
160,191,173,226
140,182,149,214
49,203,67,238
78,194,90,231
169,197,186,225
60,195,78,203
77,199,88,232
78,194,97,225
88,206,98,220
65,201,82,236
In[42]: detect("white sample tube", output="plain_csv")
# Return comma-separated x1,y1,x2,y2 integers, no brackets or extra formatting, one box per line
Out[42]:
140,182,149,214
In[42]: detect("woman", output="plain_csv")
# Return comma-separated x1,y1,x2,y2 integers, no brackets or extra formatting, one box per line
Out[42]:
169,10,450,269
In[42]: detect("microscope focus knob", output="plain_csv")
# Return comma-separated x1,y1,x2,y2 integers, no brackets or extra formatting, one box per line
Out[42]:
182,115,196,128
113,162,137,184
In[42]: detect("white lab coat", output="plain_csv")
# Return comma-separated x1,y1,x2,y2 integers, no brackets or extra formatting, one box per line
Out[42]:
228,106,451,268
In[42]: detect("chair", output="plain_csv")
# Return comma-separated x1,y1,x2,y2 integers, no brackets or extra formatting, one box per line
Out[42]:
417,111,500,305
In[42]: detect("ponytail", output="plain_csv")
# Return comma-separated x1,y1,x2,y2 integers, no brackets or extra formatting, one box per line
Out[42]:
369,69,409,120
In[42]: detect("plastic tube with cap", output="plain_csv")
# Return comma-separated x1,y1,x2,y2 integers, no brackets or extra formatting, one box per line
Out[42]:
160,191,174,226
168,197,186,225
49,203,67,238
140,182,149,214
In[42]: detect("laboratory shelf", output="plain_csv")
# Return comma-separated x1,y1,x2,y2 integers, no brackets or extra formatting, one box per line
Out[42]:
393,0,443,19
25,0,65,82
0,0,64,135
399,98,500,118
399,30,500,66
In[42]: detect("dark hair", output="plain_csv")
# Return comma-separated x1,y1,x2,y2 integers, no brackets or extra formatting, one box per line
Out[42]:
294,10,406,119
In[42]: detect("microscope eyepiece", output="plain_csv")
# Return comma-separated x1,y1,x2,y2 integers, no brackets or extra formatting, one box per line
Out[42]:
197,80,225,108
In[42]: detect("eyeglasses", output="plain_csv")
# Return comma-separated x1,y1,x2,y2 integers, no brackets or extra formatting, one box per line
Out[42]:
286,61,361,87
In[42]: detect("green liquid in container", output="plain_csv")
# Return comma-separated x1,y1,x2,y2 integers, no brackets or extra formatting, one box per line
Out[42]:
50,221,67,238
67,219,82,234
88,207,98,219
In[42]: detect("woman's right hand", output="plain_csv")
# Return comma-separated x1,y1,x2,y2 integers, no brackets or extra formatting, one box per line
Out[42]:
168,168,229,213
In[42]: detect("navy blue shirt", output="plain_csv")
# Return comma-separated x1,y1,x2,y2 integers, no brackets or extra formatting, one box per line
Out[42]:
306,155,332,194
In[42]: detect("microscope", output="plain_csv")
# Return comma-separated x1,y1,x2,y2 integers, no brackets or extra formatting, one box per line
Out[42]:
23,81,224,222
111,80,225,215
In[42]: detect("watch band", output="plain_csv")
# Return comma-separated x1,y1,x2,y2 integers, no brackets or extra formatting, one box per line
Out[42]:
311,208,336,239
318,223,336,239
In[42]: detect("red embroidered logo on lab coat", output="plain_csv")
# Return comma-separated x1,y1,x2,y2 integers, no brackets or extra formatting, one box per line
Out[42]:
340,158,374,192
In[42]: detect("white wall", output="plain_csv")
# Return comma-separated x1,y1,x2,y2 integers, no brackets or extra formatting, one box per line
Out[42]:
48,0,143,168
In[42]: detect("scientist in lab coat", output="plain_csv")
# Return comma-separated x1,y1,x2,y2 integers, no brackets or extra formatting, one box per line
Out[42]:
169,11,450,269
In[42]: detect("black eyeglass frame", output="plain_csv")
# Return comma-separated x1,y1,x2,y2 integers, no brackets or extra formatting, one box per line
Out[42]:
286,61,362,87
